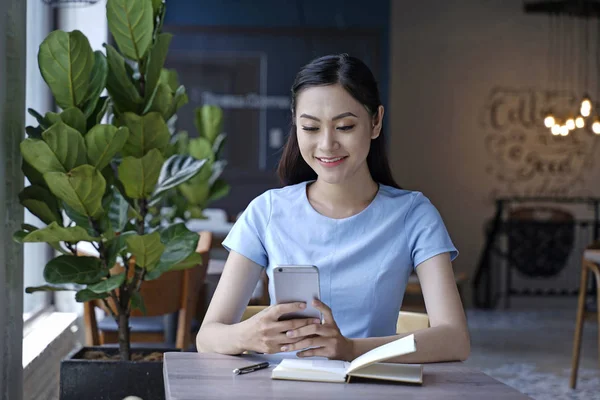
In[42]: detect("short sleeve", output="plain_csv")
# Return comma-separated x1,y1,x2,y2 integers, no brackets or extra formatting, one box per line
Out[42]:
221,191,271,268
405,192,458,269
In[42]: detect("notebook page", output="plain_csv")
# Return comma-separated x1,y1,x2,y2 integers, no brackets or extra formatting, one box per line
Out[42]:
276,359,350,376
347,334,416,374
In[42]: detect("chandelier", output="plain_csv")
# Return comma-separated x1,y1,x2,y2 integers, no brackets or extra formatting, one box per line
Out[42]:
525,1,600,136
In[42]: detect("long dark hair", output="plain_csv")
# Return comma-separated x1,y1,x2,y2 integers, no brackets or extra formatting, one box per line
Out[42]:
277,53,400,189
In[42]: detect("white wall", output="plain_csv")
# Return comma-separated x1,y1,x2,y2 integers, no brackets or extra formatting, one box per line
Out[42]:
22,0,54,317
389,1,600,305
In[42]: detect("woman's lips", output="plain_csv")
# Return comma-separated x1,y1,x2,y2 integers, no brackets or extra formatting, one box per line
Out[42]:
315,156,348,167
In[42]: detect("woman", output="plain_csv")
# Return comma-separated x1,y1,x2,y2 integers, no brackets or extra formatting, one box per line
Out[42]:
196,54,470,363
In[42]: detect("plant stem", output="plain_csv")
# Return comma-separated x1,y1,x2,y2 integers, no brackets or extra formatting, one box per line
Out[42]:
118,313,131,361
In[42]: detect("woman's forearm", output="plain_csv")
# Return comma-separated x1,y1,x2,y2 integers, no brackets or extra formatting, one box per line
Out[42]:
350,325,470,363
196,321,248,355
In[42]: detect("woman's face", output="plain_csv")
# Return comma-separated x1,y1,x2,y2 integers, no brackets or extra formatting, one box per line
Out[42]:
295,84,383,185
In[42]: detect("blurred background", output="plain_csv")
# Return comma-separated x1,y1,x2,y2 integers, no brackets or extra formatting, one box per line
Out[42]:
8,1,600,399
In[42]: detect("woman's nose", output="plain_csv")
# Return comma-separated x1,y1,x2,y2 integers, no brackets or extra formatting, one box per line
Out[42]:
318,128,339,151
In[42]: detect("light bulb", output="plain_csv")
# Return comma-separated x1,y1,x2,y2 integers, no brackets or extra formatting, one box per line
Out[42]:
581,98,592,109
593,121,600,134
566,118,576,130
576,116,585,128
544,115,555,128
551,124,561,135
581,106,591,117
560,125,569,136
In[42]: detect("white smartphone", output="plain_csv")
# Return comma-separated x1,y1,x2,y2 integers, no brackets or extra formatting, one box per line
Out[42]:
273,265,321,321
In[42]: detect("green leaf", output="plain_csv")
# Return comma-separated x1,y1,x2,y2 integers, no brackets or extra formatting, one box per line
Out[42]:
62,201,97,236
120,112,170,157
87,272,125,293
104,43,143,113
44,255,106,284
22,160,48,188
85,125,129,170
171,251,203,271
82,51,108,118
194,105,223,144
144,82,172,118
20,138,66,175
18,185,63,225
144,33,172,102
130,291,147,314
160,68,179,92
22,221,98,243
45,112,62,126
26,125,43,139
188,137,214,162
105,188,130,233
75,289,108,302
166,85,188,120
37,30,94,109
25,285,75,294
152,0,163,17
126,232,165,269
44,165,106,219
154,223,199,270
208,178,230,203
209,160,227,186
152,155,208,198
212,132,227,158
106,0,154,61
42,121,87,171
179,181,210,206
118,148,163,199
105,231,135,267
28,108,51,130
86,96,110,131
60,107,86,134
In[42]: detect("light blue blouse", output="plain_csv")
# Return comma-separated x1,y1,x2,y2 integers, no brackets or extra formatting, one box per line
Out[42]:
222,181,458,339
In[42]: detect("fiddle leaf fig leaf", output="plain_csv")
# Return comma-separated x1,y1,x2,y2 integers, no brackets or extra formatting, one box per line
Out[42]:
125,232,165,270
42,121,87,171
44,255,106,285
85,125,129,171
106,0,154,61
44,165,106,219
38,30,94,109
118,149,163,199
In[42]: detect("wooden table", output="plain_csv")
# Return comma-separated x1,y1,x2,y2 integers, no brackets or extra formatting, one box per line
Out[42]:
163,352,532,400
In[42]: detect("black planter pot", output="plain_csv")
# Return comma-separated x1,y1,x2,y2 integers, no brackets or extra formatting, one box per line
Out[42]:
60,346,180,400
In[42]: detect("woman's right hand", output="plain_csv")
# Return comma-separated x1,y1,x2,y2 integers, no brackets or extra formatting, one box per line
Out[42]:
239,302,321,354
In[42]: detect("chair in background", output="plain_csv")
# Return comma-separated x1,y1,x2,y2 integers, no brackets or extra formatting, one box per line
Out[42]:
570,249,600,389
240,305,429,334
83,231,212,350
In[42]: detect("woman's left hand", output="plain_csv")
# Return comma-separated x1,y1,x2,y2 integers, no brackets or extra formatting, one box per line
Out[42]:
280,299,354,361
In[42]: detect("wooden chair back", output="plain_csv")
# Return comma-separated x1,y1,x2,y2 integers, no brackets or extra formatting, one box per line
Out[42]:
83,231,212,349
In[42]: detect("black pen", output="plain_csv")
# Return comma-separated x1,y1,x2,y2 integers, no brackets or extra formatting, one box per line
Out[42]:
232,361,270,375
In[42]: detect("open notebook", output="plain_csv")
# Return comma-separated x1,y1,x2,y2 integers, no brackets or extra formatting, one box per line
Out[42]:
271,334,422,384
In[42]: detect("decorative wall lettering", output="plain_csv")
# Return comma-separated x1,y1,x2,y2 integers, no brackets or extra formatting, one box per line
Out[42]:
480,87,598,199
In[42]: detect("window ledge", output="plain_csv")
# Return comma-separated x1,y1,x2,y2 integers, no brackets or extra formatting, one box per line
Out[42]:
23,310,78,368
23,311,79,400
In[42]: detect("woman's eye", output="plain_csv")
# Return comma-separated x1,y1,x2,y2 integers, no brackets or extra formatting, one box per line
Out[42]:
302,126,319,132
337,125,355,131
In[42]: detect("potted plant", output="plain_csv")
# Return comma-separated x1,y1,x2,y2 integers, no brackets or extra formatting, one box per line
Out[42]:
14,0,206,399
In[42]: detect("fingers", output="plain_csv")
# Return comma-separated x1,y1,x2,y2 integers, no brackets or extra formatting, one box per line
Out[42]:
277,317,321,332
281,336,331,353
269,302,307,319
284,323,335,341
312,299,334,324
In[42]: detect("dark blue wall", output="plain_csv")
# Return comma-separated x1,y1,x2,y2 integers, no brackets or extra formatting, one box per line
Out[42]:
164,0,390,107
163,0,390,176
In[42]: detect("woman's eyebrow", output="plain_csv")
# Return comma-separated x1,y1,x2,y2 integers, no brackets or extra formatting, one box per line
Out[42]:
299,112,358,122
